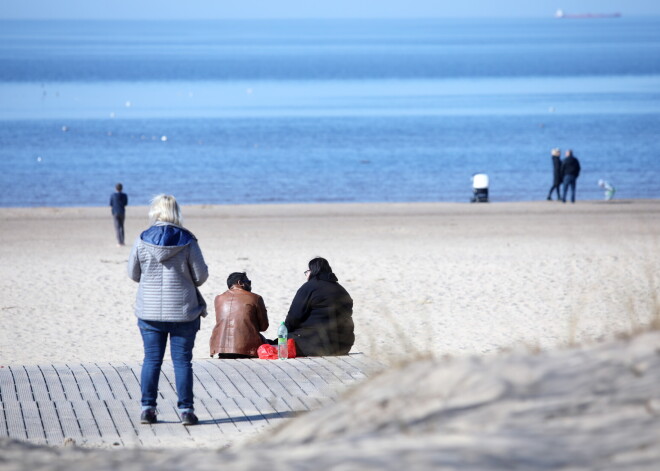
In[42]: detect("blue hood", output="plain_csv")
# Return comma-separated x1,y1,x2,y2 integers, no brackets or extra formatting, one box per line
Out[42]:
141,224,195,247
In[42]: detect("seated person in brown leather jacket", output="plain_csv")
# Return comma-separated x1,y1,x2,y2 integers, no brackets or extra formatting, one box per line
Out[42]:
209,272,269,358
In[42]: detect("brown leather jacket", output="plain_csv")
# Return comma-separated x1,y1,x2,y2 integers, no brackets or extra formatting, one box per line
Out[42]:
209,286,269,357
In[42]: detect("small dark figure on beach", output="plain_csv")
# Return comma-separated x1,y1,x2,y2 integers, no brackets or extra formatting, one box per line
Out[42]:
128,194,209,426
561,150,581,203
547,148,562,200
284,257,354,356
109,183,128,246
210,272,269,359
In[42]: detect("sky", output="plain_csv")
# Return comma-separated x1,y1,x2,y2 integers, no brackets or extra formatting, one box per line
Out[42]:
1,0,659,20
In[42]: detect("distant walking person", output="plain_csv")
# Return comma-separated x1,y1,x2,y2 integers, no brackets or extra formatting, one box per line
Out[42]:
561,150,581,203
110,183,128,245
546,148,562,201
128,194,209,426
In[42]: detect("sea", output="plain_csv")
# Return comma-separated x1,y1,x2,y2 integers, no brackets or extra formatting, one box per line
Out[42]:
1,17,659,207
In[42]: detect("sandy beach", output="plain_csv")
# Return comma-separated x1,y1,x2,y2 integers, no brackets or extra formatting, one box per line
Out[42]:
1,200,660,469
1,200,659,365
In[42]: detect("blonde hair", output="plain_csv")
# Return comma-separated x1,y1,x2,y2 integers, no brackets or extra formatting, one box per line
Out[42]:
149,194,182,226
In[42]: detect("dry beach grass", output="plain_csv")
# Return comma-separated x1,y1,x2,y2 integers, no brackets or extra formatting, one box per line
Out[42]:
1,200,659,469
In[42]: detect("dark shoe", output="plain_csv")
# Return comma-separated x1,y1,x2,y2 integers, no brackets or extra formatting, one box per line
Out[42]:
181,411,199,426
140,408,157,424
547,196,552,201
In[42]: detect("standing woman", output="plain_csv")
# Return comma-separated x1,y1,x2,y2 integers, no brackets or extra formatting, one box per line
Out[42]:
128,195,209,426
285,257,354,356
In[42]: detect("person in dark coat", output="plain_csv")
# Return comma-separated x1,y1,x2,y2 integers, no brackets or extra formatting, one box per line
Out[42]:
284,257,354,356
110,182,128,245
561,149,581,203
547,148,562,201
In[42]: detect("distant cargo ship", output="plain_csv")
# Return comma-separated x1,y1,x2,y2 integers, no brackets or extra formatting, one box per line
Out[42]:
555,9,622,18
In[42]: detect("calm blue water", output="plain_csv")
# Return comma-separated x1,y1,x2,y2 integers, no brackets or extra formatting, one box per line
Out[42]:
1,18,659,206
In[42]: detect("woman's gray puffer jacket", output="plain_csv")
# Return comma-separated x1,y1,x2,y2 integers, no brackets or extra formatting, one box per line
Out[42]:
128,222,209,322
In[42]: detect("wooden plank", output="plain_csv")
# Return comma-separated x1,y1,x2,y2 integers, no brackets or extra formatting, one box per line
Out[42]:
66,364,100,400
36,400,65,446
39,366,67,401
2,400,27,440
0,402,7,437
308,356,354,383
114,363,142,400
82,364,115,400
251,395,295,422
192,361,228,399
104,399,141,447
9,366,34,402
82,399,121,444
118,399,162,448
0,368,18,402
246,359,296,400
203,361,243,397
0,357,376,448
53,401,83,442
262,360,313,397
333,355,377,380
211,362,254,401
24,366,52,402
272,360,325,396
278,394,311,413
198,397,239,436
229,360,273,398
68,400,102,443
96,363,132,401
21,400,46,443
233,396,268,426
51,365,83,401
189,366,213,401
219,397,251,431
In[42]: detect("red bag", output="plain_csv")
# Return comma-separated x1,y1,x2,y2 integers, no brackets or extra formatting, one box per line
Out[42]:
257,339,297,360
287,338,297,358
257,344,278,360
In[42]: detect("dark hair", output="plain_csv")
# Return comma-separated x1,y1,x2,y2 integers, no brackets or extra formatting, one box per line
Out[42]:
308,257,332,278
116,183,123,191
227,272,249,289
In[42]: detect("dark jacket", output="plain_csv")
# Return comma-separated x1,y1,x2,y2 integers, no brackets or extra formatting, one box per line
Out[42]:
285,272,354,356
561,156,581,178
551,155,562,184
110,192,128,216
210,287,269,357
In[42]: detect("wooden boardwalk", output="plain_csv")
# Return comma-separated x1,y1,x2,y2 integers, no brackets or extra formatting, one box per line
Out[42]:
0,355,381,448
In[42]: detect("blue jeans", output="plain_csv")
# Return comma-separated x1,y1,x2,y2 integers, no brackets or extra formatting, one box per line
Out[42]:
562,174,577,203
138,317,200,411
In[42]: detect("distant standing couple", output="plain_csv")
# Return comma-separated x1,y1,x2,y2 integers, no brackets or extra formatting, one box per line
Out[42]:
547,149,581,203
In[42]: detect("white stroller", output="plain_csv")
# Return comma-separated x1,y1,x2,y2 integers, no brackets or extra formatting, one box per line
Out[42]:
470,173,489,203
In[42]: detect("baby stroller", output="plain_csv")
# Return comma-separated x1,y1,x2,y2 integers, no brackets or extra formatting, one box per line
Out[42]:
470,173,489,203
